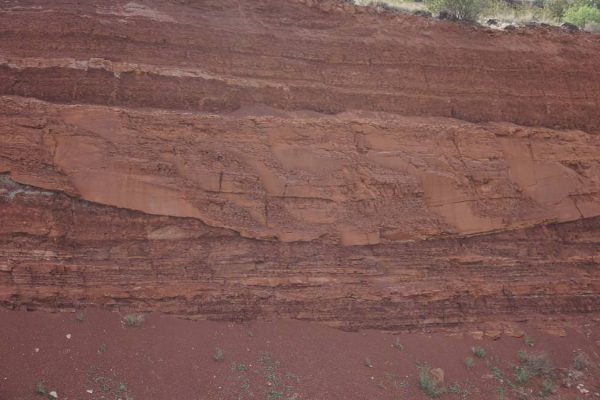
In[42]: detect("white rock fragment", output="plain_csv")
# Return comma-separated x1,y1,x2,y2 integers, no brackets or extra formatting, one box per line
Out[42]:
34,348,39,353
86,389,93,394
577,384,590,394
48,391,58,398
66,334,71,339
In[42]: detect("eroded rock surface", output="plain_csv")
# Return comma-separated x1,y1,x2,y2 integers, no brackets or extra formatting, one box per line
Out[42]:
1,0,600,329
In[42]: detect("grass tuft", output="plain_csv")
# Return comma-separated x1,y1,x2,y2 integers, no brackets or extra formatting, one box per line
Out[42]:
393,337,404,351
35,382,47,396
538,378,556,397
418,366,445,398
464,357,474,369
231,362,247,372
517,350,553,376
572,352,590,371
471,346,486,358
123,314,143,327
75,311,85,323
514,365,530,384
213,347,225,362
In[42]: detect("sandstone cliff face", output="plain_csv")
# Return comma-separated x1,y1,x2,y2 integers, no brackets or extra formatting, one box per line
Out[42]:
1,0,600,329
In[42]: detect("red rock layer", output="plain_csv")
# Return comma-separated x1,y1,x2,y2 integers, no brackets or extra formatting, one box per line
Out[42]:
1,0,600,328
2,174,600,330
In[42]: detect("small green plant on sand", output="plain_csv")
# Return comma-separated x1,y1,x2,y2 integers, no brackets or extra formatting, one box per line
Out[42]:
495,386,505,400
464,357,474,369
35,382,57,400
266,389,284,400
517,350,552,376
75,311,85,323
418,366,445,398
523,335,534,347
123,314,143,327
514,365,530,384
213,347,225,362
472,346,486,358
35,382,47,396
538,378,556,397
393,337,404,351
231,362,247,372
573,352,590,371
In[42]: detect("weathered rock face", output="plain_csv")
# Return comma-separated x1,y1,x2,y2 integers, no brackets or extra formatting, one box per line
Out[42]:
1,0,600,329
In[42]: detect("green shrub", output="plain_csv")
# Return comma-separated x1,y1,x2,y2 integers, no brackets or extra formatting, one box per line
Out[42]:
266,389,284,400
514,365,530,384
464,357,474,369
123,314,143,327
35,382,47,396
35,383,57,400
539,379,556,397
544,0,571,19
213,347,225,362
425,0,488,21
517,350,553,376
393,338,404,351
572,352,590,370
570,0,600,8
563,5,600,26
75,311,85,323
471,346,486,358
232,362,247,372
418,367,445,398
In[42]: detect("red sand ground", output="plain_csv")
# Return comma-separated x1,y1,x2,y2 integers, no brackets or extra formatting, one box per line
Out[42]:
1,309,599,400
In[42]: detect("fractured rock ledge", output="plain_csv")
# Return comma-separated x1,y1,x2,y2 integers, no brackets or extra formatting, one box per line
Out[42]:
2,96,599,244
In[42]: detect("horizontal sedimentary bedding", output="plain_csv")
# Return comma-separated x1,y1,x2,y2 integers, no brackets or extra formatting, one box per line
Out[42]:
2,174,600,329
1,1,600,131
1,0,600,328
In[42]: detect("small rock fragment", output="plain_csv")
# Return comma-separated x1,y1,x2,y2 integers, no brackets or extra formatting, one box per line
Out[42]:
485,330,502,340
470,331,484,340
503,325,524,338
430,368,445,384
66,334,71,339
545,327,567,337
577,383,590,394
561,22,579,33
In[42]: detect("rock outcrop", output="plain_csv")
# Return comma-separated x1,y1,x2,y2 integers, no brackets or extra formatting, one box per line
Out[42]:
1,0,599,329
